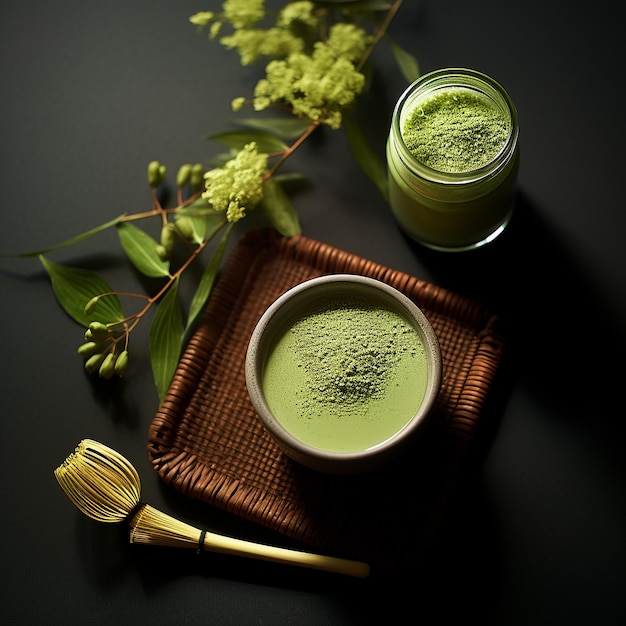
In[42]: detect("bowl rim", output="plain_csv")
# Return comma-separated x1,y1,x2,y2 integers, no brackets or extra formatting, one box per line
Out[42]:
245,273,442,473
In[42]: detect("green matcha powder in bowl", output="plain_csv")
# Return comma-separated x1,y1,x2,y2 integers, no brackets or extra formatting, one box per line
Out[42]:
245,275,442,474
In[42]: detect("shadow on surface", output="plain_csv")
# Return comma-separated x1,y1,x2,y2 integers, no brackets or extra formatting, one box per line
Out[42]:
408,192,624,428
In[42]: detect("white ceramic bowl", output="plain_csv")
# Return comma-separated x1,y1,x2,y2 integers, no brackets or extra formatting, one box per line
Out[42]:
245,274,442,474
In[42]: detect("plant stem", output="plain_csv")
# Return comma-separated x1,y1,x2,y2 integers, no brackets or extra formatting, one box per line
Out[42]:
357,0,404,73
121,192,204,223
266,120,322,178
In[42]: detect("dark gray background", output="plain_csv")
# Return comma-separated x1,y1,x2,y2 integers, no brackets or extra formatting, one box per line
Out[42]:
1,1,624,624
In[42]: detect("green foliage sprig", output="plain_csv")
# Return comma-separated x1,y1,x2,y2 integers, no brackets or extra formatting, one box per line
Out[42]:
9,0,418,403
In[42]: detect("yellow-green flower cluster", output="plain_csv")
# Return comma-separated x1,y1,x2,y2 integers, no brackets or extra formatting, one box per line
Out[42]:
323,23,371,63
277,1,318,29
221,27,304,66
253,24,370,128
189,11,222,40
190,0,264,40
192,1,317,66
202,142,267,223
222,0,265,29
190,0,265,32
191,3,371,127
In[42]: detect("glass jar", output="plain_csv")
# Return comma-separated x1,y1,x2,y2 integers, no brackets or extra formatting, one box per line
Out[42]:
386,68,519,251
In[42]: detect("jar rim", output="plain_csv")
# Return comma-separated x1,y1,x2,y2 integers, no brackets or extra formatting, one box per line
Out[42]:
390,68,519,185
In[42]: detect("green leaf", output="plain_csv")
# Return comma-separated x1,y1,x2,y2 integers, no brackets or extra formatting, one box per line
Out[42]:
236,117,312,139
388,37,421,83
178,196,226,242
7,214,126,258
210,151,237,167
273,172,307,185
39,256,123,326
116,222,170,278
260,178,302,237
188,213,224,244
209,130,288,153
186,223,233,333
343,113,389,200
150,277,184,403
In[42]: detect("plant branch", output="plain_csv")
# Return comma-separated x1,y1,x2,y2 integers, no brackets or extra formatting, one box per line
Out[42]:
266,120,322,178
357,0,404,72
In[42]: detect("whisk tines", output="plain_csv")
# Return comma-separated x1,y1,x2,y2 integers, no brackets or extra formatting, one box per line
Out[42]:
54,439,141,523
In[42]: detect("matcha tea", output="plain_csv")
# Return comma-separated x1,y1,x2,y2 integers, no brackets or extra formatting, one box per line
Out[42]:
262,299,428,453
387,69,519,251
402,89,509,173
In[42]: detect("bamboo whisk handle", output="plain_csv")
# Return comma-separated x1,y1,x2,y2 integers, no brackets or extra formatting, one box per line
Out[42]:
202,530,370,578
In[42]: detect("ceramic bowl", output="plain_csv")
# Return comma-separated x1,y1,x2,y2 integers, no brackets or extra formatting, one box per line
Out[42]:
245,274,442,474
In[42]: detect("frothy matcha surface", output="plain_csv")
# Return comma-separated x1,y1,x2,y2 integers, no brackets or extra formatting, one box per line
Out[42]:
402,88,509,173
263,299,428,453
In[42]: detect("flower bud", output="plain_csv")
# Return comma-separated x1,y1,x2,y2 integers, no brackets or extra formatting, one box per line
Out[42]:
88,321,109,333
147,160,164,188
189,11,214,26
77,342,101,359
156,244,169,262
99,353,117,380
84,329,108,345
176,164,192,188
114,350,129,377
190,163,204,191
88,321,111,342
175,216,196,242
85,352,106,374
231,97,245,112
157,223,176,261
160,223,176,250
84,296,100,316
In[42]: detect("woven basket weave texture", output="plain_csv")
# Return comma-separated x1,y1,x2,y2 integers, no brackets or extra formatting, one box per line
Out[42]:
148,228,506,572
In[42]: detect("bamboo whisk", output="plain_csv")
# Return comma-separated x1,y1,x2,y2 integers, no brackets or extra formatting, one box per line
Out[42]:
54,439,370,578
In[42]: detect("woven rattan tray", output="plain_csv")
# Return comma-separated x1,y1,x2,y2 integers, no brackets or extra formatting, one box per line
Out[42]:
148,227,506,573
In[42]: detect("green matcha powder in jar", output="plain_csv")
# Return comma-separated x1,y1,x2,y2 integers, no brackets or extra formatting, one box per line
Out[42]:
386,68,520,251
